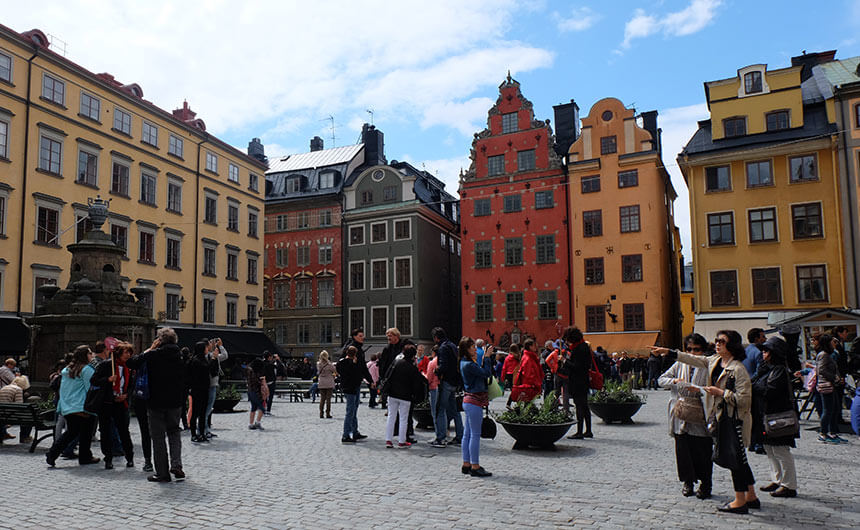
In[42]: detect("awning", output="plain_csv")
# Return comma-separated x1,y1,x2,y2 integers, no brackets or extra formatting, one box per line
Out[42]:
0,317,30,355
163,326,286,358
583,332,660,356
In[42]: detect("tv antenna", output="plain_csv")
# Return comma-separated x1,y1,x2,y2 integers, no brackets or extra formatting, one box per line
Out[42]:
366,109,374,126
321,115,336,147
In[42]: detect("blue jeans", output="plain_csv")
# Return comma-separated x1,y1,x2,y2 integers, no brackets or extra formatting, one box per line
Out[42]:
205,386,217,434
462,403,483,465
435,382,463,441
428,388,439,424
343,392,359,438
820,391,838,435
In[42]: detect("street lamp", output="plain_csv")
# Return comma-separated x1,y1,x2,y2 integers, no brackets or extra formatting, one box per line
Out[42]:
178,296,187,312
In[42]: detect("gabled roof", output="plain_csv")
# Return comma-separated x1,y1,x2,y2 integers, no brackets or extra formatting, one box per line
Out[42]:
267,144,364,174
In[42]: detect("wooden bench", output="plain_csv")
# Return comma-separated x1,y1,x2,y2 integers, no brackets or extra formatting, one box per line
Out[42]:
0,403,56,453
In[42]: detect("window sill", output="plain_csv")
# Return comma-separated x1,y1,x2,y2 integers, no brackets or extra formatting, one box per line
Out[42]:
227,228,239,233
789,178,820,185
138,200,157,208
165,265,182,272
248,186,259,193
137,259,156,266
622,279,644,283
33,240,61,249
798,299,829,304
792,235,824,241
749,239,779,245
203,220,217,227
120,256,130,261
166,208,182,216
0,234,6,239
226,277,239,282
0,156,10,164
228,179,240,186
202,272,217,278
109,191,131,200
167,152,184,161
707,242,736,248
704,189,733,194
0,78,14,88
745,183,775,190
503,210,522,214
204,168,219,177
535,205,555,210
140,140,159,149
77,113,101,125
39,96,66,110
35,168,63,179
111,127,132,138
247,233,258,239
75,180,99,190
247,281,258,285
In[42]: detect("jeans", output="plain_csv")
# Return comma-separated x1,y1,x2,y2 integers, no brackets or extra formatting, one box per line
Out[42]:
428,388,439,424
47,413,95,463
368,385,377,407
343,392,359,438
98,402,134,463
820,391,838,435
190,389,208,438
435,382,463,442
205,386,217,434
148,407,182,479
462,402,483,465
386,397,411,444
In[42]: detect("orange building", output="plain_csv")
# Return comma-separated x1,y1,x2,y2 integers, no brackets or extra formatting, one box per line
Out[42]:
567,98,681,352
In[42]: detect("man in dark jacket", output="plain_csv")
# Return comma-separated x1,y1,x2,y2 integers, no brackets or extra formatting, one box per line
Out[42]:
336,346,365,443
342,328,375,414
431,327,462,447
128,328,186,483
263,351,287,416
378,328,404,410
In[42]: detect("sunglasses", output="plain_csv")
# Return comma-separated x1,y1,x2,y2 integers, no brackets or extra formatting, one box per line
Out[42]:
714,338,727,345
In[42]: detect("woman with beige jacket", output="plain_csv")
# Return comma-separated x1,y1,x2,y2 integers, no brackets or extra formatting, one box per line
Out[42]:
654,329,760,514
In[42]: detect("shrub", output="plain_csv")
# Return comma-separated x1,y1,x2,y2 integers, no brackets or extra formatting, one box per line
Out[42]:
496,391,574,424
588,380,645,404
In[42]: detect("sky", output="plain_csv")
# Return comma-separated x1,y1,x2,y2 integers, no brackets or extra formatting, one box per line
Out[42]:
5,0,860,258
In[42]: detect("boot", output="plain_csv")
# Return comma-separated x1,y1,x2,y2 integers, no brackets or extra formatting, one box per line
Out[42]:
567,420,584,439
583,415,593,437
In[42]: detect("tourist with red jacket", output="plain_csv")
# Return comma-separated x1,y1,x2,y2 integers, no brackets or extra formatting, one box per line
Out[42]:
92,342,135,469
501,344,521,390
509,339,543,404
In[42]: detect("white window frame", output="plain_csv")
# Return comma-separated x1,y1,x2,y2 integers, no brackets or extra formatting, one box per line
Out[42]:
113,106,132,135
228,163,239,183
109,217,129,256
32,267,60,312
203,244,217,276
110,158,130,196
165,234,182,269
370,258,387,290
0,187,8,236
141,121,158,147
140,171,157,206
165,286,182,322
168,134,184,158
394,304,413,337
41,73,65,105
348,224,365,246
392,217,411,241
247,254,258,284
205,151,218,173
0,115,8,159
227,200,240,232
79,91,100,121
318,243,332,265
226,249,239,280
349,307,365,334
38,128,64,175
370,305,389,337
167,177,183,213
248,207,259,237
393,256,412,288
318,278,334,307
76,144,99,187
204,191,218,224
319,171,334,189
370,221,387,244
349,260,365,291
0,50,11,83
33,195,64,246
249,173,259,192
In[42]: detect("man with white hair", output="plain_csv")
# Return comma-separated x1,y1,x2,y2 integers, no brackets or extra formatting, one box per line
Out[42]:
476,339,485,364
0,375,29,441
0,358,16,387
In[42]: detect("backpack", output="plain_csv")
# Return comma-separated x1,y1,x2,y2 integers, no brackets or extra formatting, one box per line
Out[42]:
133,362,150,401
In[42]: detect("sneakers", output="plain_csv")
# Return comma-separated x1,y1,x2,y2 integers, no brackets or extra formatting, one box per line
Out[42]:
829,434,848,444
147,474,171,483
143,462,154,472
397,442,412,448
342,436,356,444
406,437,418,444
385,441,394,449
430,439,447,448
248,424,257,430
254,422,264,431
354,432,368,440
819,433,838,443
170,467,186,480
447,438,461,446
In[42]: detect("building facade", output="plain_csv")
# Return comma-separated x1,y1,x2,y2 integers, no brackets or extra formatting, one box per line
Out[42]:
0,26,268,356
460,75,574,347
567,98,681,352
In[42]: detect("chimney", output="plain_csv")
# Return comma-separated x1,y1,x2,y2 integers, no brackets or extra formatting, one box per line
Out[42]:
310,136,324,152
361,123,385,166
791,50,837,82
640,110,661,154
172,100,196,121
247,138,267,164
552,100,580,158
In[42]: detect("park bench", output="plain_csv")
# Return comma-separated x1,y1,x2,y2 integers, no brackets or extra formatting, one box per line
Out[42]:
0,403,55,453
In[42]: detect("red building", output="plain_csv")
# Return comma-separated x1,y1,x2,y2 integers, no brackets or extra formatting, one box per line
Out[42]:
460,75,578,347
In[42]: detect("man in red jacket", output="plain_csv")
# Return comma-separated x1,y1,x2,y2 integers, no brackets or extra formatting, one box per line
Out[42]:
509,339,543,404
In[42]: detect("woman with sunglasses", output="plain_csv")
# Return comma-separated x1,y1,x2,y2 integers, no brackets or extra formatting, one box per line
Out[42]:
657,333,713,499
653,329,759,514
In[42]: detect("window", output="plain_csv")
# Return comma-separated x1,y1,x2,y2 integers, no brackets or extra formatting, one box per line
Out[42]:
113,107,131,135
394,219,410,240
622,254,643,282
296,212,308,229
318,244,332,265
319,172,334,189
475,240,492,268
372,308,388,337
204,196,217,224
274,282,289,309
140,173,157,206
167,181,182,212
584,258,604,285
723,117,746,137
585,306,606,332
319,210,332,227
275,324,287,343
746,160,773,187
168,134,183,158
110,224,128,255
797,265,827,302
536,235,555,264
789,155,818,182
538,291,557,319
228,164,239,183
501,112,517,134
275,248,288,268
744,71,762,94
517,149,535,171
0,195,5,236
395,306,412,336
142,121,158,146
226,299,237,325
39,136,62,174
109,162,129,196
710,270,738,306
227,203,239,231
600,135,617,155
249,173,259,192
79,92,100,121
618,170,638,188
319,321,333,344
295,280,311,308
205,151,218,173
619,205,640,233
504,238,523,266
766,110,789,131
503,195,521,213
856,104,860,128
383,186,397,201
707,212,735,245
371,260,387,289
350,225,364,245
791,203,822,239
0,52,10,83
139,231,155,264
247,256,258,284
274,214,288,232
0,120,7,159
583,210,602,237
705,165,731,191
166,293,180,321
75,214,93,243
476,294,493,322
394,257,411,287
226,252,238,280
474,198,491,216
350,262,365,290
297,245,310,267
36,206,59,245
748,208,777,242
505,292,524,320
534,190,553,209
440,233,446,248
42,74,65,105
581,175,600,193
246,302,258,326
752,268,782,304
487,154,504,176
371,222,386,243
318,280,334,307
77,149,98,186
203,297,215,324
623,304,645,331
285,178,302,194
349,308,365,334
296,322,311,344
361,190,373,204
203,247,216,276
166,237,181,269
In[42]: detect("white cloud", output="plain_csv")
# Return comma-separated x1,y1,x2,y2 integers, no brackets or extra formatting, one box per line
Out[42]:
555,6,600,33
421,98,495,136
401,155,470,195
621,0,721,49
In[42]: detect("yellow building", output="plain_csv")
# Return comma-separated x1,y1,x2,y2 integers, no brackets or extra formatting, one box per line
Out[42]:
678,52,859,344
0,26,268,355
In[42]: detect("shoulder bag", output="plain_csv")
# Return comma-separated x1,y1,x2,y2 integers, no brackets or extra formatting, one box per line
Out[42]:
589,351,604,390
673,385,706,423
487,376,503,400
764,374,799,438
712,402,747,470
132,362,150,401
480,407,497,439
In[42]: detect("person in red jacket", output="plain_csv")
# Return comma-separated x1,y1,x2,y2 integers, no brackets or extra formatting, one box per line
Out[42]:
509,339,543,404
501,344,521,390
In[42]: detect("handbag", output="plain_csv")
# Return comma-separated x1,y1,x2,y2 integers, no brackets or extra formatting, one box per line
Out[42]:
132,362,150,401
487,376,503,400
673,394,706,423
764,409,799,438
84,384,106,415
480,407,497,439
816,379,834,394
712,404,747,470
589,352,604,390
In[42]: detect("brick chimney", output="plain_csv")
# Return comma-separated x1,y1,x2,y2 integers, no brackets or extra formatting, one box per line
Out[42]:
172,100,197,122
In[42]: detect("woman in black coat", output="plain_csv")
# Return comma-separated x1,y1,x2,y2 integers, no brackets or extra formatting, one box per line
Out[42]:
383,344,425,448
186,341,212,443
564,327,593,440
751,336,798,498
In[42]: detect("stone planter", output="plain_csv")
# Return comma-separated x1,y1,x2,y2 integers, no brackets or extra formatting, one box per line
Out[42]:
588,401,643,424
212,398,240,413
498,420,575,450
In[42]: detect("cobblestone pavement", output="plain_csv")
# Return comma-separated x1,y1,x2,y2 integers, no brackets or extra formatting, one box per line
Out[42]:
2,389,858,529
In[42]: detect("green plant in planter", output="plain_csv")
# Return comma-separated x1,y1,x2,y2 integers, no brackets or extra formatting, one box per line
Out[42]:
216,384,241,400
32,394,56,413
496,391,574,424
414,397,430,409
588,380,645,404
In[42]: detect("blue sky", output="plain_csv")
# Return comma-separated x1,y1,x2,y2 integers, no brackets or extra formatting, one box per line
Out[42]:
5,0,860,257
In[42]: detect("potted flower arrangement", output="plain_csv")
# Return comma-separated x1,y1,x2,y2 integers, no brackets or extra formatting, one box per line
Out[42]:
496,392,575,449
412,397,434,430
587,380,645,424
213,384,241,413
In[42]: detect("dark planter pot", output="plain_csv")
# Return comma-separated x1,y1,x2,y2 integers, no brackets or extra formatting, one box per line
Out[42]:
212,398,240,413
498,420,575,450
588,401,643,424
414,408,434,430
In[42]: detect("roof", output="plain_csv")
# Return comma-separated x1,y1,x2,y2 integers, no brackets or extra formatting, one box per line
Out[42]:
814,56,860,89
267,144,364,174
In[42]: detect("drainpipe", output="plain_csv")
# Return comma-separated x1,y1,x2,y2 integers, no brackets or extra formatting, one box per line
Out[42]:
16,48,39,316
837,99,859,307
830,135,849,308
340,195,347,348
562,159,573,327
193,137,207,327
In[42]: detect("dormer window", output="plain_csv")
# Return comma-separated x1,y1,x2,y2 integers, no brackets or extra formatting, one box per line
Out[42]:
285,177,301,193
319,171,335,189
723,117,746,138
744,71,762,94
